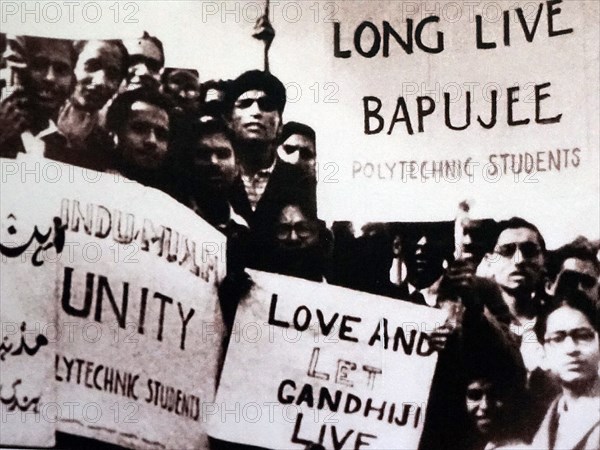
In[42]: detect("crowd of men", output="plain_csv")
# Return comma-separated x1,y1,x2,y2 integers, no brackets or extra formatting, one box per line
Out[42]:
1,33,599,450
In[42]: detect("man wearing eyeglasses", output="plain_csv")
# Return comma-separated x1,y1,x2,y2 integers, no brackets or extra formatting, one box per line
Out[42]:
262,203,330,282
226,70,316,270
480,217,550,386
486,217,547,327
529,291,599,450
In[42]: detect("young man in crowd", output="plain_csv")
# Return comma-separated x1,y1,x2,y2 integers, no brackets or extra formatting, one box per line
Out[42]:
546,236,600,301
481,217,549,375
0,36,75,159
277,121,317,178
483,217,547,327
226,70,316,269
161,68,201,115
105,87,173,192
199,79,229,123
174,118,251,329
398,222,455,306
176,119,246,232
56,39,128,170
123,32,164,91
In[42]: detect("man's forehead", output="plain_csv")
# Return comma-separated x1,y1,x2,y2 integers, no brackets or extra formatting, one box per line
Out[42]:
130,101,168,121
198,133,232,149
467,380,493,389
496,227,540,245
280,205,306,223
546,306,590,331
562,257,599,276
168,70,198,85
284,134,314,148
126,39,162,61
79,41,122,63
205,88,225,102
31,43,72,63
236,89,268,100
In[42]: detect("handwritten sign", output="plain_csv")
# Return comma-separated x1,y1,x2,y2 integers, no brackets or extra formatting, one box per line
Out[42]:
315,0,599,247
1,157,64,446
210,270,446,450
1,156,227,449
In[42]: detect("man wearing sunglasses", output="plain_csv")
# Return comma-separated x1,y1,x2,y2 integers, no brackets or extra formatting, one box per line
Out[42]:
226,70,316,270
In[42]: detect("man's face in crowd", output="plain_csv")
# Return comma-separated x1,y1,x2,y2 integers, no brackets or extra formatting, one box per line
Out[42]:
192,131,237,192
120,101,169,171
25,40,74,115
404,233,448,289
125,39,163,90
543,305,599,387
275,205,319,250
465,379,506,437
551,257,600,299
230,90,281,144
200,86,227,122
279,133,316,176
163,70,200,112
72,41,124,112
491,227,544,293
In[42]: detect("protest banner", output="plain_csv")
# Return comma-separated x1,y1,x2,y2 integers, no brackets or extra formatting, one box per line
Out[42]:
1,156,227,449
209,270,447,450
3,1,596,247
0,158,62,446
312,0,599,248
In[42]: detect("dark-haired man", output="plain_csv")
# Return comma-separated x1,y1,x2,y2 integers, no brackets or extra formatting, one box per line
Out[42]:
179,119,243,230
398,222,455,306
106,88,173,191
481,217,549,377
199,79,229,123
123,32,164,91
484,217,547,326
56,39,127,170
161,68,201,114
175,119,249,277
226,70,316,269
0,36,75,158
277,121,316,177
546,236,599,301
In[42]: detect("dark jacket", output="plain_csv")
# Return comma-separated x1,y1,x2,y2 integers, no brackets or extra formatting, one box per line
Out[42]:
228,160,316,270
